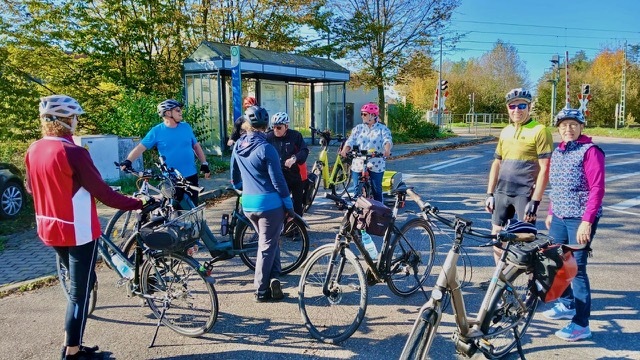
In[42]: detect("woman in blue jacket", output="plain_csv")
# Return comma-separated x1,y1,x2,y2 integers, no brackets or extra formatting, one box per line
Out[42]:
231,106,295,302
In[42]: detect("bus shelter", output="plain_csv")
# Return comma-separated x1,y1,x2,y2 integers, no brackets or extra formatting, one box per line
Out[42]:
183,41,350,154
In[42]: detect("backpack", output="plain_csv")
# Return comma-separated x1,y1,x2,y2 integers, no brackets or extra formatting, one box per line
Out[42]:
507,238,578,303
355,197,393,236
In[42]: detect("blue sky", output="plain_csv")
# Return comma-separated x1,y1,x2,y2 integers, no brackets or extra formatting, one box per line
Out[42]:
445,0,640,85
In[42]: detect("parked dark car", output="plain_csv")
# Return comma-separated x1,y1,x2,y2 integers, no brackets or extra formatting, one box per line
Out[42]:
0,163,25,219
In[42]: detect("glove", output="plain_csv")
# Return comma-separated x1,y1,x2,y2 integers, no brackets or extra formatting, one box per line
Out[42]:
285,207,296,219
524,200,540,218
120,159,133,171
138,195,156,210
200,163,210,174
485,193,495,214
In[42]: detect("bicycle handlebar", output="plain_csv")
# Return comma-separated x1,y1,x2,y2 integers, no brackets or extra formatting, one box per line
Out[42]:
115,160,204,195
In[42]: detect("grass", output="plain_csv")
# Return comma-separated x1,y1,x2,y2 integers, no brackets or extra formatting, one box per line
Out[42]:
584,126,640,138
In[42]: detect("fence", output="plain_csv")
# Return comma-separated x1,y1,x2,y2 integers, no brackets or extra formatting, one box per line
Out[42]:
426,111,509,137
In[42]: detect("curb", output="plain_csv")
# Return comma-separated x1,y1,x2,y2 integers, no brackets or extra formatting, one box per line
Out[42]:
0,274,57,297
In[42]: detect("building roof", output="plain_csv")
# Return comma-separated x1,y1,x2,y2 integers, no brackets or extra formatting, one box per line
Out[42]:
183,41,350,82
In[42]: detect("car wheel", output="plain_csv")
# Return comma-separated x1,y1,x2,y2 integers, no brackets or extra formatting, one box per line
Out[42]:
1,181,25,219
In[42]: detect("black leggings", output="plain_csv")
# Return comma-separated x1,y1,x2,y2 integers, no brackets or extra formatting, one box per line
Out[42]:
54,241,99,347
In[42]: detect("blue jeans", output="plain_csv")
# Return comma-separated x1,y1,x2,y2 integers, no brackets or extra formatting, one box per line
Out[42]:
350,170,384,202
548,215,599,327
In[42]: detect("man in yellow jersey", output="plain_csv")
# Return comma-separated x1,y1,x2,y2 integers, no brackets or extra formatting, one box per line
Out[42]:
485,88,553,233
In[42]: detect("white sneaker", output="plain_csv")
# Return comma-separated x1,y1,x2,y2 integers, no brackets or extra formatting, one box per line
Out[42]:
543,303,576,320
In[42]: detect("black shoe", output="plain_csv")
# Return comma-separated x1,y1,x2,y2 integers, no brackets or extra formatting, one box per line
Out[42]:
61,345,102,360
270,279,284,300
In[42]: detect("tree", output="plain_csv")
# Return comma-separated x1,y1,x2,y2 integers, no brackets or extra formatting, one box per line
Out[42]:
330,0,460,122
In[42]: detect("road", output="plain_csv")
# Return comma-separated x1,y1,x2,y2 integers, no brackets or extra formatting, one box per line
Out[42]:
1,136,639,360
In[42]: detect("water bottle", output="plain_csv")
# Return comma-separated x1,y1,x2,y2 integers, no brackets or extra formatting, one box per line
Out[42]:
361,230,378,260
111,252,134,279
220,214,229,236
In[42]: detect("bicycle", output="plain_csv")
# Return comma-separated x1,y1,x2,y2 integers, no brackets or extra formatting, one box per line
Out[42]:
304,127,352,212
109,159,310,274
399,188,542,360
57,200,218,347
297,185,436,343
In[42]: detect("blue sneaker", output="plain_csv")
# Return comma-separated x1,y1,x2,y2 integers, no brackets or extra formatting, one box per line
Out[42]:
543,303,576,320
555,322,592,341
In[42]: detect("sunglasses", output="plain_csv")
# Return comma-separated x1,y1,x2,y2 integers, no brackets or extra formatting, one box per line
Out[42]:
508,103,528,110
274,125,285,130
360,112,370,117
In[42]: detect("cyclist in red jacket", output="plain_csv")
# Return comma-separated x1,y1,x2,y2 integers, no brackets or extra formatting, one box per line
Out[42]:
25,95,146,360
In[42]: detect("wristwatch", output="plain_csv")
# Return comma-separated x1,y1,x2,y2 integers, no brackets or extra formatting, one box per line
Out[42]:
202,161,208,165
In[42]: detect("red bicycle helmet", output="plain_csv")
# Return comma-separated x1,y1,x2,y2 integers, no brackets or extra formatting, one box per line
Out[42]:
243,96,257,109
361,102,380,116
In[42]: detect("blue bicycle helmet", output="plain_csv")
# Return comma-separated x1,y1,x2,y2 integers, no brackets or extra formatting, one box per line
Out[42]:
554,108,585,127
505,88,532,104
244,106,269,127
504,220,537,235
157,99,183,117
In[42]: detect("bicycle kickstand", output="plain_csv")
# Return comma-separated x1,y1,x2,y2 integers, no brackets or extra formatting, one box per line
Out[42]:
149,299,169,348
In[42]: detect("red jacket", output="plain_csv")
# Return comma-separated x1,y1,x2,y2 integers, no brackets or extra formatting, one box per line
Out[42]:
25,136,142,247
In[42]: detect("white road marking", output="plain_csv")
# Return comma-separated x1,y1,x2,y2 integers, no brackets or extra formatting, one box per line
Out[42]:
606,172,640,182
606,151,639,157
606,160,640,168
608,196,640,211
419,155,483,171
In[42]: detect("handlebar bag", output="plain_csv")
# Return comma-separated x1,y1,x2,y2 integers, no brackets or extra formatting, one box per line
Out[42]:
355,197,392,236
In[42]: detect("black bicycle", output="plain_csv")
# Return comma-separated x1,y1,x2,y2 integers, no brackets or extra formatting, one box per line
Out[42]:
298,185,436,343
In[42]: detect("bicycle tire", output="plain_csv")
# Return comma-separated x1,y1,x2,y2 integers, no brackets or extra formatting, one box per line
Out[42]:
332,163,351,197
234,216,309,274
399,306,439,360
387,218,436,297
104,209,136,247
56,256,97,316
298,245,367,344
304,163,323,213
479,266,538,359
140,252,218,337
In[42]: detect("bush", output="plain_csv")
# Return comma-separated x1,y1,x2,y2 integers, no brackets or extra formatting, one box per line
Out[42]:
387,102,441,142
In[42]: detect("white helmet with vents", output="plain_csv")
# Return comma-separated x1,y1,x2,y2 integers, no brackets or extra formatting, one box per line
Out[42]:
39,95,85,118
271,112,290,126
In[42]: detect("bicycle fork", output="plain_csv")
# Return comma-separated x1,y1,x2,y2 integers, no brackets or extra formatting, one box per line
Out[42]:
322,245,349,298
400,295,443,360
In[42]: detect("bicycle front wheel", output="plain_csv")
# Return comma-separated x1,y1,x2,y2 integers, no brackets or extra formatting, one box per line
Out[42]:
303,163,323,213
56,256,97,316
400,306,440,360
387,218,436,297
235,216,309,274
480,266,538,359
298,245,367,343
141,252,218,337
104,209,136,246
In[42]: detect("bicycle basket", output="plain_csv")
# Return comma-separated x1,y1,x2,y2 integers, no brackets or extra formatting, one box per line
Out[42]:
159,179,176,199
139,206,204,252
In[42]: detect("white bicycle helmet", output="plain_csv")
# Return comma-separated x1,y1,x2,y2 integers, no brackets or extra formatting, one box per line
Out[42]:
505,88,532,104
157,99,183,117
39,95,84,118
271,112,290,126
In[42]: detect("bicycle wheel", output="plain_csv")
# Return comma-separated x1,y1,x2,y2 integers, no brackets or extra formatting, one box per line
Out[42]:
480,266,538,359
399,306,440,360
304,163,323,213
298,245,367,343
140,252,218,337
56,256,97,316
104,210,136,246
387,218,436,297
234,216,309,274
332,164,351,197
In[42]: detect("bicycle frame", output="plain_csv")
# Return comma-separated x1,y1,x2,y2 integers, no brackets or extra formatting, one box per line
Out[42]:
311,127,350,190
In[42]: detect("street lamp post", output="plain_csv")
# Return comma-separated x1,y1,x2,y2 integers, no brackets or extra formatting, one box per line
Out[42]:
437,36,443,127
548,55,560,123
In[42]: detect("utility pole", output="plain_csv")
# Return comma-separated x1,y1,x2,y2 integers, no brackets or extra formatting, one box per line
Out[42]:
437,36,443,127
548,55,560,123
618,41,627,129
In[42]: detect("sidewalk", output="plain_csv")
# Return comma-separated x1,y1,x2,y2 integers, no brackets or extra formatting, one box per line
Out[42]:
0,130,494,292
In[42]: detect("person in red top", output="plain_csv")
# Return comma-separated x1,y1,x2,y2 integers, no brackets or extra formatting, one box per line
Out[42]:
25,95,146,360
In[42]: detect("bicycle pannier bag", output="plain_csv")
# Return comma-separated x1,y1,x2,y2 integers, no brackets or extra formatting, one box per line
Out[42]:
304,173,318,206
533,244,578,303
355,197,392,236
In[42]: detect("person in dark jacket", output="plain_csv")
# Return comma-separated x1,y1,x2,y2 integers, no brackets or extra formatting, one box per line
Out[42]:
231,106,295,302
227,96,257,147
266,112,309,216
26,95,146,360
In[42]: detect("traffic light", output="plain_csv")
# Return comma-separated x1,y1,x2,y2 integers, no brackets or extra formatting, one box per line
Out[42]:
440,80,448,91
582,84,590,95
